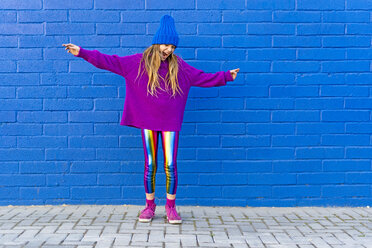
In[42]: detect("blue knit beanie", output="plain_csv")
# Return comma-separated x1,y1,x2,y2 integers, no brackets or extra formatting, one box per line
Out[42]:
152,15,179,47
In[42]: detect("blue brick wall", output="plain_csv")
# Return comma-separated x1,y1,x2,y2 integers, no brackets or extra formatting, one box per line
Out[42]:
0,0,371,207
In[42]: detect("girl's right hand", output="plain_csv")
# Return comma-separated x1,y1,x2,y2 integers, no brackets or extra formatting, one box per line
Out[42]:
62,43,80,56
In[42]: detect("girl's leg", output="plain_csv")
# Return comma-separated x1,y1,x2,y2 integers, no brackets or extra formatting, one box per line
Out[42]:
141,128,160,200
160,131,179,198
161,130,182,224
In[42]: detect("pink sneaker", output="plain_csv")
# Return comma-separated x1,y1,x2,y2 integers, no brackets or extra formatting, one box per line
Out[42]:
165,205,182,224
139,203,156,222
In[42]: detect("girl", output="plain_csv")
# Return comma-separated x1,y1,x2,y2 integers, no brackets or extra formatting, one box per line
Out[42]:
63,15,239,224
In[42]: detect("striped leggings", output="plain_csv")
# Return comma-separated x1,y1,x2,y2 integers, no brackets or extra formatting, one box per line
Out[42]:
141,128,179,195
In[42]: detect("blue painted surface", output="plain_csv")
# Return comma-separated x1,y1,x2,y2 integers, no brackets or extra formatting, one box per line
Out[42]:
0,0,371,207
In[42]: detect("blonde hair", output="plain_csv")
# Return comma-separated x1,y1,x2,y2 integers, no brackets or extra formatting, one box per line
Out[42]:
136,44,183,98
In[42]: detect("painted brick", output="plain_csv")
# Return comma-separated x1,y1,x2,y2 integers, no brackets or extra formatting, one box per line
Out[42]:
297,24,344,35
0,136,16,148
46,148,95,161
272,135,320,147
0,188,18,199
322,185,370,197
272,186,321,198
246,148,294,160
0,36,17,47
221,135,270,147
297,48,345,60
17,111,67,123
71,187,121,199
0,124,42,135
297,173,345,184
17,86,66,98
323,160,370,172
0,48,42,60
20,187,69,199
323,36,370,47
247,173,296,185
297,74,345,85
346,0,372,10
0,0,41,9
322,110,370,122
95,0,144,9
0,162,19,174
223,36,271,48
323,11,370,23
174,11,221,22
248,48,296,60
259,0,295,10
46,23,94,35
147,0,195,10
71,161,121,173
20,162,69,173
273,161,321,172
224,10,271,22
44,124,93,136
47,174,97,186
70,10,120,23
199,24,246,35
67,86,117,98
19,36,66,48
222,186,271,198
272,61,320,72
246,123,295,135
221,110,270,122
45,0,92,9
18,10,67,22
96,24,145,35
0,61,16,72
347,48,372,59
44,99,93,111
322,61,370,72
273,11,321,22
70,136,118,148
18,60,68,73
273,36,321,47
17,136,59,152
98,174,142,186
297,0,345,10
0,24,43,34
322,134,370,146
0,175,45,185
296,147,344,159
248,23,295,34
270,86,318,97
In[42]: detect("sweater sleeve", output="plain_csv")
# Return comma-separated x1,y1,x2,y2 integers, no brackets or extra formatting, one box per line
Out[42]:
74,46,131,77
181,59,234,88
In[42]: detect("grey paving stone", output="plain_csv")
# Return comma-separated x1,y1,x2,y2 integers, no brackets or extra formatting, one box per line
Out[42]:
0,205,371,247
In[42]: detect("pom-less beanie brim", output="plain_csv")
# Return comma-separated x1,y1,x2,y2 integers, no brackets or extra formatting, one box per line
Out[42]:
152,35,179,46
152,15,179,47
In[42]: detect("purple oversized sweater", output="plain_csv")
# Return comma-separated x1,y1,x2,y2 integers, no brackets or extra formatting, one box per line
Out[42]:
75,47,233,131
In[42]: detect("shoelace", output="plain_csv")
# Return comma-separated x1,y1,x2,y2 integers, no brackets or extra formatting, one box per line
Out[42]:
141,204,155,215
167,206,181,219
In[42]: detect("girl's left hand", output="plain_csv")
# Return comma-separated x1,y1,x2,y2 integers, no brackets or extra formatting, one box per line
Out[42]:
230,68,240,80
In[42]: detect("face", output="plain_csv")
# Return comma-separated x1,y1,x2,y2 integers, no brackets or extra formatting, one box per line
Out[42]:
159,44,176,61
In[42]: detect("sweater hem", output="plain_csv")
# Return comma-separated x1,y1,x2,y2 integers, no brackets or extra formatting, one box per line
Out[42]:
120,121,181,132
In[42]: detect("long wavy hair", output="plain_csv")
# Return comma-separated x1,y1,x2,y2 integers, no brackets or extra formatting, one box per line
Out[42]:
136,44,183,98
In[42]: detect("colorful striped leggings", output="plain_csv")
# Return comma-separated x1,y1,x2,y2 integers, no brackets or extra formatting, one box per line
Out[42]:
141,128,179,195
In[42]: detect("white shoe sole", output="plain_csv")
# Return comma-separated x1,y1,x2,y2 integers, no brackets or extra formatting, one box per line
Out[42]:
138,217,153,223
167,217,182,224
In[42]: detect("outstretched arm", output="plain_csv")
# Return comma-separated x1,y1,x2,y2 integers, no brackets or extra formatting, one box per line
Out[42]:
181,59,239,87
62,43,128,77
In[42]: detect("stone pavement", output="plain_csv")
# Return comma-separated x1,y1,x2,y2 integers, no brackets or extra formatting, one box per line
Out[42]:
0,205,371,248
